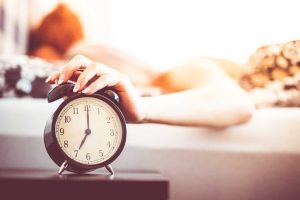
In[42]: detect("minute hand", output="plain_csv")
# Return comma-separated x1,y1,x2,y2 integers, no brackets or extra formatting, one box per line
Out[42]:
87,106,90,130
79,106,91,150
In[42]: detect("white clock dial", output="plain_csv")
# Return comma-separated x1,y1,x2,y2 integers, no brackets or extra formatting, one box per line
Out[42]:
55,97,123,165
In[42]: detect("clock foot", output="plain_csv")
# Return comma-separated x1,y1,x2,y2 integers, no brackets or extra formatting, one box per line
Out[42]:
105,164,114,175
58,160,68,175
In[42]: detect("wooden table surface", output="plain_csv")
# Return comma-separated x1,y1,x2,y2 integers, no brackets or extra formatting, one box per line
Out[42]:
0,169,169,200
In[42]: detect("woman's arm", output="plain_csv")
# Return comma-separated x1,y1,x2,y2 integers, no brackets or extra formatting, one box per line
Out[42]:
46,55,254,128
141,85,254,128
146,57,255,127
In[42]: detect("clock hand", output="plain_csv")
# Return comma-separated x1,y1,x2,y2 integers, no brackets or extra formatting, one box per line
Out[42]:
79,132,89,149
78,105,92,150
86,105,90,130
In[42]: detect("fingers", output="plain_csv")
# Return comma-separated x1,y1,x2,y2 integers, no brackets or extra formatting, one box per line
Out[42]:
45,72,60,83
46,54,124,95
82,72,123,95
73,62,115,93
46,55,92,84
70,71,83,82
61,55,92,83
73,62,100,92
82,75,110,94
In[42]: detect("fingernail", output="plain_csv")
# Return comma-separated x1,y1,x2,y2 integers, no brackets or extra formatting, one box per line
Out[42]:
45,77,50,83
58,74,65,84
82,87,91,94
73,83,80,92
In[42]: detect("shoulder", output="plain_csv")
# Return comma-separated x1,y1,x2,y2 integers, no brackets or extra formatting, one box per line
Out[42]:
152,57,243,92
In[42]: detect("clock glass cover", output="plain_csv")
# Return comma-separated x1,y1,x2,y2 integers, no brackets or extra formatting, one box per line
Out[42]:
55,96,123,166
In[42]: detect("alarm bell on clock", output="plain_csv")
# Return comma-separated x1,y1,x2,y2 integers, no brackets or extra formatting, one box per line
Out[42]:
44,82,127,175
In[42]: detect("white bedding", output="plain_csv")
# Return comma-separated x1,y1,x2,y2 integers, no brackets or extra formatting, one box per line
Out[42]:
1,98,300,200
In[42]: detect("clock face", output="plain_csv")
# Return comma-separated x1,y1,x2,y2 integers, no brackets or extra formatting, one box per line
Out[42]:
54,96,124,166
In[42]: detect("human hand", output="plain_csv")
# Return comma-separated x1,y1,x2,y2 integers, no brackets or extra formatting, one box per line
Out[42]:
46,55,144,122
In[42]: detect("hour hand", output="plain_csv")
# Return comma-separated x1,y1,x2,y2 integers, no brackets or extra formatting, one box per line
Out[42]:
78,129,91,150
78,134,88,150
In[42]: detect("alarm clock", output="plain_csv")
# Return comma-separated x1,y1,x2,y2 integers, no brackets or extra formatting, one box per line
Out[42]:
44,83,126,175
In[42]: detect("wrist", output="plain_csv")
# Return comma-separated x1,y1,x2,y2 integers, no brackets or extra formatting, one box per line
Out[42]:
139,96,155,123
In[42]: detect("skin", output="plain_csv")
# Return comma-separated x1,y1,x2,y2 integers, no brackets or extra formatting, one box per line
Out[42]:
46,54,255,128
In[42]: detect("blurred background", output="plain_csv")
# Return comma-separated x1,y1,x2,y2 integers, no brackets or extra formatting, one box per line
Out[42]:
1,0,300,71
0,0,300,106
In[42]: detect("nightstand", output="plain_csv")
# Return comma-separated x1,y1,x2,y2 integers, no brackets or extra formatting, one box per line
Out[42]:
0,169,169,200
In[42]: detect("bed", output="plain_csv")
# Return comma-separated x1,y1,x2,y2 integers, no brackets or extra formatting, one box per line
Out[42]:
0,98,300,200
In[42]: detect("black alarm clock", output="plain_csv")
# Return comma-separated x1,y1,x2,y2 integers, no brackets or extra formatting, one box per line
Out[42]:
44,83,126,175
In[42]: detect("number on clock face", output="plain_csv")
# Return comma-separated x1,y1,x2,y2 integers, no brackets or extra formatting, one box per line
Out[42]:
55,97,123,165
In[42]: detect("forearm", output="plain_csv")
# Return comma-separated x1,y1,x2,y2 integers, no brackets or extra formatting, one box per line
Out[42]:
141,86,254,128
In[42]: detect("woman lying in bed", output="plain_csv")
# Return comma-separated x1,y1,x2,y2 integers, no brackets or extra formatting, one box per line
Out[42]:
46,53,254,128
